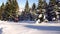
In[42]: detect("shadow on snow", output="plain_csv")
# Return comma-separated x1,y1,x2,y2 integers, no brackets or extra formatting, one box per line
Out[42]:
25,25,60,31
0,28,3,34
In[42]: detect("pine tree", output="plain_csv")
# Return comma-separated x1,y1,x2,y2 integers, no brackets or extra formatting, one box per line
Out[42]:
3,0,11,20
11,0,19,18
55,0,60,20
42,0,48,22
0,3,5,20
32,3,36,11
25,0,29,13
12,0,19,22
21,0,30,21
31,3,36,14
2,0,19,21
47,0,57,21
52,5,58,21
31,3,36,21
36,0,46,23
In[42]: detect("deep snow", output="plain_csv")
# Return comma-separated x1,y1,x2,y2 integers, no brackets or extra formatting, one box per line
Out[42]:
0,20,60,34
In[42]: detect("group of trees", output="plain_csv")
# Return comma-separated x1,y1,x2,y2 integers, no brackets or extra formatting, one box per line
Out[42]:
0,0,19,21
19,0,37,21
20,0,60,21
0,0,60,22
36,0,60,23
46,0,60,21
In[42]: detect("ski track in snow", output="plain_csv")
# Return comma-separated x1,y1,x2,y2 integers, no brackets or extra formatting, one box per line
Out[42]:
0,21,60,34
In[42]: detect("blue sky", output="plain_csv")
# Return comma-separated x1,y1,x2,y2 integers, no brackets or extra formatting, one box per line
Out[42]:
0,0,49,8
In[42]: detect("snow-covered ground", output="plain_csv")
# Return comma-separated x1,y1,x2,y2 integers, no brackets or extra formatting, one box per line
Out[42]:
0,20,60,34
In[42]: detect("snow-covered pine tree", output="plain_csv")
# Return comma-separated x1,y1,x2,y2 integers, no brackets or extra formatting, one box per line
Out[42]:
47,0,56,21
50,0,57,21
42,0,48,22
50,0,60,21
56,0,60,20
36,0,48,23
